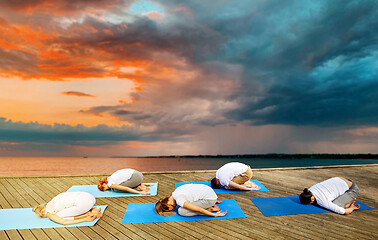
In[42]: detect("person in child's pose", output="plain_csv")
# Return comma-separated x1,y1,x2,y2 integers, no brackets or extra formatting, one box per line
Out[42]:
155,184,227,217
97,168,152,194
211,162,260,191
33,192,102,225
299,177,360,214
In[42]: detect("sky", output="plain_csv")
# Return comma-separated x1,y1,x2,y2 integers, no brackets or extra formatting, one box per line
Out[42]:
0,0,377,156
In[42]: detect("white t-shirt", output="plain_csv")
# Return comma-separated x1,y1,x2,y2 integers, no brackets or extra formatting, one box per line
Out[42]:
309,177,349,214
107,169,135,188
216,162,248,187
46,192,84,216
172,184,217,207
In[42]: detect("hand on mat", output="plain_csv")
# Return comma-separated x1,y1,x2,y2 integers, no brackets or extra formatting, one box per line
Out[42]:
249,185,261,191
213,210,227,217
144,183,154,186
207,205,220,212
137,184,151,193
353,204,360,210
140,190,150,195
216,199,222,203
244,182,260,190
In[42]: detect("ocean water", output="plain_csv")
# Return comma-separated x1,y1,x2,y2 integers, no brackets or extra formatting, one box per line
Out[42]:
0,157,376,176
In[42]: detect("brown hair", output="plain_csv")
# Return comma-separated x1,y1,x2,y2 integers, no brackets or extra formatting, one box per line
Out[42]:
155,197,175,217
32,203,47,217
98,177,108,191
211,177,221,189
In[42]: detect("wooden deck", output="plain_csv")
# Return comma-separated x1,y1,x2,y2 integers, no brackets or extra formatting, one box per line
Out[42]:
1,165,377,240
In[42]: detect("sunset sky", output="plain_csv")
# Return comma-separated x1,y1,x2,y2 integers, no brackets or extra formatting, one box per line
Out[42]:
0,0,377,156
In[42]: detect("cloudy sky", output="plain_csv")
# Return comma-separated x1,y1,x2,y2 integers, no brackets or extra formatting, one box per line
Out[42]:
0,0,377,156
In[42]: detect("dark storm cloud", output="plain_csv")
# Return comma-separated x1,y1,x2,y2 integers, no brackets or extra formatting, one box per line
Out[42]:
2,0,377,130
54,14,225,66
73,0,377,128
0,117,142,144
200,0,378,127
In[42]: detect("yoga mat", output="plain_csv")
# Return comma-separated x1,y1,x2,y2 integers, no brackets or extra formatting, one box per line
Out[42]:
175,180,268,194
0,205,107,230
67,182,158,197
121,199,246,224
251,196,374,217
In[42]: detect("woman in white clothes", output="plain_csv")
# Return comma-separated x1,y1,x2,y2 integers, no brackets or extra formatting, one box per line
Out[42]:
211,162,260,191
299,177,360,214
155,184,227,217
33,192,102,225
98,168,152,194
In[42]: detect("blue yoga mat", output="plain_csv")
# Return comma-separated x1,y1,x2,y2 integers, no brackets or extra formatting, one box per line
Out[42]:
0,205,107,230
121,199,246,224
251,196,374,217
67,182,158,197
175,180,268,194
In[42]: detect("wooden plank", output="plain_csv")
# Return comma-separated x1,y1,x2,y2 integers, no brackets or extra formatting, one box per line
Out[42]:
1,166,377,240
0,191,11,208
4,230,22,240
0,231,10,240
30,229,52,240
64,228,91,240
17,230,37,240
0,180,22,208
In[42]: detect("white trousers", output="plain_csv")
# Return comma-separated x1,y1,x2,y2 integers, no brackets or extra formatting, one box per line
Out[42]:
56,192,96,218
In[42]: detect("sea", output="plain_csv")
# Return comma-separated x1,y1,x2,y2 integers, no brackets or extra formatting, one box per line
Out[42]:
0,156,377,176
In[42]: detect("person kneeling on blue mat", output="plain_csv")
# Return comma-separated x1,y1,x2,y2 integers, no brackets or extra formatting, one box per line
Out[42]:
211,162,260,191
299,177,360,215
155,184,227,217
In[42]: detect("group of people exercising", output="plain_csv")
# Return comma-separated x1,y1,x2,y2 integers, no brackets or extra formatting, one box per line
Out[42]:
32,162,361,225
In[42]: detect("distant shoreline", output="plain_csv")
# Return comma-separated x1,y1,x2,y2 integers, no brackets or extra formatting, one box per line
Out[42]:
111,153,378,159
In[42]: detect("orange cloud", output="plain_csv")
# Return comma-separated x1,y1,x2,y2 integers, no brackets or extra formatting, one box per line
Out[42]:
126,141,156,149
61,91,96,97
119,99,135,104
0,24,54,51
0,0,120,16
144,11,163,22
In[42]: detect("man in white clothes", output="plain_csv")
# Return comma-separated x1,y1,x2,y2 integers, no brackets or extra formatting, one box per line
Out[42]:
210,162,261,191
299,177,360,214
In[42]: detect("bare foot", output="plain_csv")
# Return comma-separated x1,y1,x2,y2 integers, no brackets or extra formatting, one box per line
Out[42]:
90,208,102,218
95,211,103,218
346,199,356,208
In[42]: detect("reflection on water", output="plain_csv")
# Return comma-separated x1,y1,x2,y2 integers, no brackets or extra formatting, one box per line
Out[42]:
0,157,376,176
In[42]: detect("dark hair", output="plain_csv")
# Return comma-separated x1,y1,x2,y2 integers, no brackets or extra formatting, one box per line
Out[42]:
299,188,313,204
211,178,221,189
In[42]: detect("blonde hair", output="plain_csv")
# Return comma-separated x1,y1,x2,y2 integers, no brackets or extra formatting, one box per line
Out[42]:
155,197,175,217
98,177,108,191
32,203,47,217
